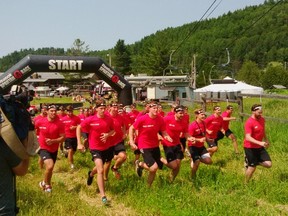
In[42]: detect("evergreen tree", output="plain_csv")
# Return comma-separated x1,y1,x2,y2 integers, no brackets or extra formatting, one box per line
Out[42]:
113,39,132,75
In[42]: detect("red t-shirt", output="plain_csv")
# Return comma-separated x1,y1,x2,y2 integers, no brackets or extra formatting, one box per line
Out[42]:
35,117,65,152
78,114,85,122
80,114,114,151
205,114,223,139
162,115,188,147
57,113,67,121
34,114,46,135
221,111,231,131
188,121,206,147
128,110,140,124
166,111,174,116
244,116,265,149
133,114,165,149
108,113,125,146
62,115,81,138
180,113,190,138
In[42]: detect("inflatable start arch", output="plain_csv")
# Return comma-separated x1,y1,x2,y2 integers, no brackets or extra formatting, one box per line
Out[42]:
0,55,132,105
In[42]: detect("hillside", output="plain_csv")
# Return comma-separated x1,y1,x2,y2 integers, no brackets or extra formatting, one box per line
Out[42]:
0,0,287,88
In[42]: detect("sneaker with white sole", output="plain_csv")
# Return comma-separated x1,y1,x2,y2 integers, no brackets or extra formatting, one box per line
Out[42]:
44,185,52,193
101,196,108,205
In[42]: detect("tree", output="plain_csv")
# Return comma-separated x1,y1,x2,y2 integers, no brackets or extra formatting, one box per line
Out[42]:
261,62,288,89
236,60,262,86
66,38,89,56
64,39,90,82
113,39,132,75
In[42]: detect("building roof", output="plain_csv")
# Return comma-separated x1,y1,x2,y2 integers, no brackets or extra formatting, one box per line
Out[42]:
195,79,264,95
272,85,286,89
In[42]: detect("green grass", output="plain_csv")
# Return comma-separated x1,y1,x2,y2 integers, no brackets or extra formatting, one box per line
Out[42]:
15,97,288,216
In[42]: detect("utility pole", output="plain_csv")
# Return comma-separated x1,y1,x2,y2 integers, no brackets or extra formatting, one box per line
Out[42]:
190,54,197,89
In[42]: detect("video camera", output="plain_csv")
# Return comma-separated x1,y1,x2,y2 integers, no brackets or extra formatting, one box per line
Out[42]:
3,85,34,109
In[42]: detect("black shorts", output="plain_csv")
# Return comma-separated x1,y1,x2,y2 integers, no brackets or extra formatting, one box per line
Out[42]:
206,138,218,148
189,146,210,162
90,147,114,163
140,147,163,169
64,138,77,151
113,141,126,155
244,147,271,167
38,149,58,163
163,144,184,163
216,129,233,142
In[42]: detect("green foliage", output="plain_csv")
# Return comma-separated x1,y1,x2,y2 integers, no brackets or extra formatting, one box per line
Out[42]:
64,39,90,81
0,1,288,89
236,60,262,86
113,39,132,75
261,63,288,89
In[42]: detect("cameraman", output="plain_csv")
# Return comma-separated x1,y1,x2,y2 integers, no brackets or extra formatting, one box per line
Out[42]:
0,85,33,215
0,139,30,215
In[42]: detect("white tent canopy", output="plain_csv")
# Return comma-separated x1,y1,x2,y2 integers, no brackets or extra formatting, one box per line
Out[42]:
194,81,263,95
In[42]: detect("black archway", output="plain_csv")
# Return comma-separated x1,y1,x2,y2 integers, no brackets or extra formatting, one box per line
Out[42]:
0,55,132,105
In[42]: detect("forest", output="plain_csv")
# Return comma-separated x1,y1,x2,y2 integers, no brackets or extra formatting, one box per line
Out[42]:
0,0,287,89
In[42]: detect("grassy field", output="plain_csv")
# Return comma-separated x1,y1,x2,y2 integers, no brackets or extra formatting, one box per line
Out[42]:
16,96,288,216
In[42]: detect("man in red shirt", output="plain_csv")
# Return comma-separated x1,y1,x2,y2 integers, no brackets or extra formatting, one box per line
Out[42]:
127,103,139,124
77,102,115,204
62,105,81,169
244,104,272,183
161,105,193,182
188,109,212,179
105,103,127,180
129,103,172,187
205,106,223,156
57,106,67,156
215,105,240,154
36,105,65,193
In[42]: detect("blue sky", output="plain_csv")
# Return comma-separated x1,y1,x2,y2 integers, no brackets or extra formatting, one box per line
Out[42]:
0,0,265,58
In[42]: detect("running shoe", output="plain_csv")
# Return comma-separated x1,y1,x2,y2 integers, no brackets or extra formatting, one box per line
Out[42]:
70,164,75,169
44,185,52,193
101,196,108,205
39,181,45,190
111,166,121,180
87,171,94,186
135,160,143,177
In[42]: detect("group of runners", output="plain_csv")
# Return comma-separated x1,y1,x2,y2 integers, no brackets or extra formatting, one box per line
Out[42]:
33,100,272,204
